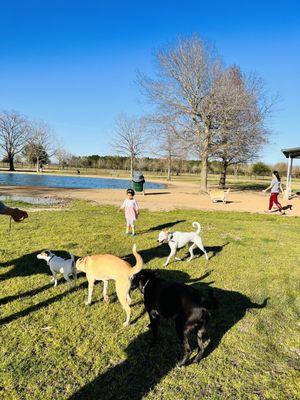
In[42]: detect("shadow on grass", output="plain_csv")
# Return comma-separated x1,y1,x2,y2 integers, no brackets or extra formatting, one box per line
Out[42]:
140,219,186,234
0,281,87,326
0,283,53,306
69,269,269,400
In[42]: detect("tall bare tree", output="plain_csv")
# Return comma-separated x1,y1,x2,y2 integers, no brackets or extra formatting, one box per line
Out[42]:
112,114,145,178
210,66,272,187
27,121,57,172
138,35,222,191
0,110,31,171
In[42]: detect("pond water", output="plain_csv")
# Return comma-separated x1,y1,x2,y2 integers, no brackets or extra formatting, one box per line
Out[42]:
0,173,164,190
0,194,63,205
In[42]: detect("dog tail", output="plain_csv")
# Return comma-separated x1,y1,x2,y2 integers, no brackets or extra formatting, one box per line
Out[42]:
69,253,75,268
130,244,144,276
192,221,201,235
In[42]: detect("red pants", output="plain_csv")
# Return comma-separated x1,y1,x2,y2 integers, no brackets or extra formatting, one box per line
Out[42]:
269,193,282,211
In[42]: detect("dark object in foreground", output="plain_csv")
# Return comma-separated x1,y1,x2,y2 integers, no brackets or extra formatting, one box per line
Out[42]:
133,269,217,366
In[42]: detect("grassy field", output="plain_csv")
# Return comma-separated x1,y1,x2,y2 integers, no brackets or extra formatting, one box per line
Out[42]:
0,200,299,399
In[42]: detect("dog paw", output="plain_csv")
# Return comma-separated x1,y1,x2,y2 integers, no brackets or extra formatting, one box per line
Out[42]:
103,296,110,303
84,301,91,306
123,321,130,327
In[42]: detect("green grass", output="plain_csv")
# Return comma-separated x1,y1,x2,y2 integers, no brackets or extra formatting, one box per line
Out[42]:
0,201,299,399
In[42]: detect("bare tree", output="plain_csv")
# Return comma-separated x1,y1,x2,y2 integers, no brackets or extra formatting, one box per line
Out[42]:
210,66,272,187
55,147,73,169
27,121,57,172
146,114,185,181
111,114,145,178
0,110,31,171
138,35,223,191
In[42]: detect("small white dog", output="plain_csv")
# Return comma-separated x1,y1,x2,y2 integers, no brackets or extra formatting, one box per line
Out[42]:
37,250,77,286
157,221,209,266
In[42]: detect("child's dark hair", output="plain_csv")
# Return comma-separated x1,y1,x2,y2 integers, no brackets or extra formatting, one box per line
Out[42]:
273,170,281,182
126,188,135,196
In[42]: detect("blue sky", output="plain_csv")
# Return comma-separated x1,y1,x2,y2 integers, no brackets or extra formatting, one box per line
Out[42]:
0,0,299,164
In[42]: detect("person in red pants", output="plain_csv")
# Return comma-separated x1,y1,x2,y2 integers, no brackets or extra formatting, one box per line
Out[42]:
262,171,285,214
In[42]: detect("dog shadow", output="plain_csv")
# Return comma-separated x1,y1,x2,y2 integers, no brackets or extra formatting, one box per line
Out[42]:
68,269,269,400
282,204,293,211
0,250,78,281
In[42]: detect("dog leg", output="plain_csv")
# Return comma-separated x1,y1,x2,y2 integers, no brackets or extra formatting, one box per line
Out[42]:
51,272,58,287
164,248,176,266
85,279,94,305
126,293,132,305
187,243,197,262
63,272,71,286
102,280,109,303
179,327,194,366
195,238,209,261
73,270,77,287
116,281,131,327
193,326,205,363
148,310,160,344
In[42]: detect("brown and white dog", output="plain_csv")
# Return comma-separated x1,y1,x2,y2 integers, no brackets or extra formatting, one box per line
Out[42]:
76,244,143,326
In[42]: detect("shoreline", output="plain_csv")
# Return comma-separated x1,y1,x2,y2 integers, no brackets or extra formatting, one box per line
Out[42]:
0,183,299,216
0,168,167,184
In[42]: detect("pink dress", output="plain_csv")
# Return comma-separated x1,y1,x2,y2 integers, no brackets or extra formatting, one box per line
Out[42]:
121,199,139,223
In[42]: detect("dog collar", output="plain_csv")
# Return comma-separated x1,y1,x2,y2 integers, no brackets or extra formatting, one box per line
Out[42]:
168,233,175,243
47,255,55,265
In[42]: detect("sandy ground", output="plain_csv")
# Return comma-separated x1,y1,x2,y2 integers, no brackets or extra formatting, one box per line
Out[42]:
0,180,299,216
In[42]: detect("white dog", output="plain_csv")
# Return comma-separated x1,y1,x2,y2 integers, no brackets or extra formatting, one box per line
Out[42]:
37,250,77,286
157,221,208,266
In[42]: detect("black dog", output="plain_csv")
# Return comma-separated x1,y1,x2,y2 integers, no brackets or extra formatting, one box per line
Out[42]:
133,270,217,366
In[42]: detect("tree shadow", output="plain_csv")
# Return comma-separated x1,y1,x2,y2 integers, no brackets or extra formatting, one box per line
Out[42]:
68,269,269,400
0,249,78,281
144,191,171,196
0,281,87,326
140,219,186,234
0,283,53,306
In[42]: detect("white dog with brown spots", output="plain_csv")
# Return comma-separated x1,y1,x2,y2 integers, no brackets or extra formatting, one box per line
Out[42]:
76,244,143,326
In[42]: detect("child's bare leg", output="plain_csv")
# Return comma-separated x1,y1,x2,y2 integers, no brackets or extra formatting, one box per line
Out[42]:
131,221,135,236
126,221,130,234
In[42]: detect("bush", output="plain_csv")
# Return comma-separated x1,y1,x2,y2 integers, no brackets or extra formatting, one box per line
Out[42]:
252,162,271,176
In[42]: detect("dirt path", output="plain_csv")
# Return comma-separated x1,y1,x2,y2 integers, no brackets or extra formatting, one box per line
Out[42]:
0,181,299,216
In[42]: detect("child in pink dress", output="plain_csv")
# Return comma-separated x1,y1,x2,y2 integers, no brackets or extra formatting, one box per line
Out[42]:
119,189,139,236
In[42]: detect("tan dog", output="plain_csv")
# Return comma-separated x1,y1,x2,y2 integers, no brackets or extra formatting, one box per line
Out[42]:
76,244,143,326
209,188,230,204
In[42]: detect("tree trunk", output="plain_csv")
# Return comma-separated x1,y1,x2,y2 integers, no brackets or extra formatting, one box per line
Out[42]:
219,161,228,188
200,132,209,192
8,154,15,171
167,155,172,181
130,156,133,179
36,156,40,173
